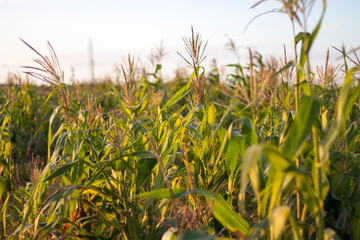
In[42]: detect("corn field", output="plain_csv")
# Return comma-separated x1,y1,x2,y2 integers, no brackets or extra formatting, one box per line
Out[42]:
1,1,360,239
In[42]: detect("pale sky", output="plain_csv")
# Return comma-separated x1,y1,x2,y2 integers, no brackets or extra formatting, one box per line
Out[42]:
0,0,359,83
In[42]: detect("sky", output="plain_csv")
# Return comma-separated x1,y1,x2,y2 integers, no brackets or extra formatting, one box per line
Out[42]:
0,0,359,84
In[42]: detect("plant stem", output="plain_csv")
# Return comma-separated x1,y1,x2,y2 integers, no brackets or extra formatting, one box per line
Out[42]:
148,136,173,198
183,150,199,209
296,158,301,218
292,20,299,112
312,126,324,240
148,135,180,230
249,49,254,102
292,19,302,227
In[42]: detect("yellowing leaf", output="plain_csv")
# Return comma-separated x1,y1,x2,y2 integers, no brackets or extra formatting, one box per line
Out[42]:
270,206,290,239
208,104,217,124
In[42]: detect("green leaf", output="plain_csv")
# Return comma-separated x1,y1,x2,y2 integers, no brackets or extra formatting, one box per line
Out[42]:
354,201,360,240
133,151,157,158
241,145,264,201
0,177,5,200
161,69,197,110
288,214,303,240
137,158,157,190
196,189,249,234
293,171,318,212
1,193,9,236
225,134,244,188
42,161,77,183
37,185,82,217
274,60,296,76
321,68,360,160
295,32,310,44
281,95,320,158
240,118,258,145
162,84,190,110
263,146,295,172
40,85,60,109
137,188,186,199
139,188,249,234
155,64,162,74
214,103,235,135
296,1,326,94
20,134,68,236
81,199,123,230
240,144,268,219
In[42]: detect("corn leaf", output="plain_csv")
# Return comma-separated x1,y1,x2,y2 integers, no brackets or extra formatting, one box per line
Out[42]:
196,189,249,234
281,95,320,158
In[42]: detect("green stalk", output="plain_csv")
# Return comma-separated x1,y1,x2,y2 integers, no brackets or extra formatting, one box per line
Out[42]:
291,15,301,226
305,52,312,95
292,20,299,113
296,158,301,219
312,126,324,240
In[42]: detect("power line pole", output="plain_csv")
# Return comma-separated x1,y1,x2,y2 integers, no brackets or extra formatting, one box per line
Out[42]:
89,38,95,82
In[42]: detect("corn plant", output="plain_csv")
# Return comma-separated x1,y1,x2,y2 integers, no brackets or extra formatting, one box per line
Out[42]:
0,1,359,239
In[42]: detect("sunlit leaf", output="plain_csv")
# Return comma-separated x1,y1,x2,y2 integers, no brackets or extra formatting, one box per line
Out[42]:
270,206,290,239
196,189,249,234
282,95,320,158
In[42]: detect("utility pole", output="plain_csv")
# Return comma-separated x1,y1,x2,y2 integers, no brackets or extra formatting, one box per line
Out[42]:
89,38,95,82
